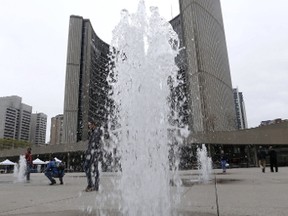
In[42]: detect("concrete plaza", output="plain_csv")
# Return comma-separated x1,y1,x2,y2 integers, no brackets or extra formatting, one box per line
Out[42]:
0,167,288,216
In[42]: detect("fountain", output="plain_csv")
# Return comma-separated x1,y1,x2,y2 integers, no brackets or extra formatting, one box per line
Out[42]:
102,0,216,215
107,1,183,215
13,155,27,182
197,144,212,183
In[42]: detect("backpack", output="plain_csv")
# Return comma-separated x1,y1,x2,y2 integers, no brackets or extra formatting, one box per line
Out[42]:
56,162,65,171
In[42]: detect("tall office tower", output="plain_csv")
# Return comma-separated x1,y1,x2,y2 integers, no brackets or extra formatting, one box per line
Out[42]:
173,0,237,132
30,113,47,145
50,114,64,145
62,15,110,143
0,96,32,141
169,15,189,127
233,88,248,129
63,0,237,142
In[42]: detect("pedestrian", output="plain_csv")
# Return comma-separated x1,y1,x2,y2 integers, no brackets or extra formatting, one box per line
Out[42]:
83,120,103,192
268,146,278,172
44,157,65,185
257,146,267,173
220,150,228,173
25,147,33,181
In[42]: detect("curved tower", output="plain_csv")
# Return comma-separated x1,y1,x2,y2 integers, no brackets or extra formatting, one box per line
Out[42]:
62,0,237,144
62,16,110,143
176,0,237,132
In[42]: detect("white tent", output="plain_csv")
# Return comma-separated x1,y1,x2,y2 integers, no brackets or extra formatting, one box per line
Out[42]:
33,158,47,165
0,159,16,166
54,157,62,163
44,158,62,164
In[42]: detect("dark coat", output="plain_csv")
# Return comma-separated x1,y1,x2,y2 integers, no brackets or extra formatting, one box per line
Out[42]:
85,127,103,161
220,153,228,161
257,149,267,160
269,149,277,161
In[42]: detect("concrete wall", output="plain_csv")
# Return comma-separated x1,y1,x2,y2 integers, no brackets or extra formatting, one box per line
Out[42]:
1,122,287,158
190,121,288,145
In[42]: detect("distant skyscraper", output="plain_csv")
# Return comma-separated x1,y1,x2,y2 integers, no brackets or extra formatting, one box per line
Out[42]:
50,114,63,145
173,0,237,132
62,15,110,143
30,113,47,145
233,88,248,129
0,96,32,141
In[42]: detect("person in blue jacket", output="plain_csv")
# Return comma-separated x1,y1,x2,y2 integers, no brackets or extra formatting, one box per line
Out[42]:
44,157,65,185
220,150,228,173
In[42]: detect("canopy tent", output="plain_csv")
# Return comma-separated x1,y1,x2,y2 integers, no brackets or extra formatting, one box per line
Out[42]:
54,157,62,163
44,158,62,164
0,159,16,166
33,158,47,165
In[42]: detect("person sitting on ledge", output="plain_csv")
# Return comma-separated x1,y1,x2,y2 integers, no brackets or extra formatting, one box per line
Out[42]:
44,157,65,185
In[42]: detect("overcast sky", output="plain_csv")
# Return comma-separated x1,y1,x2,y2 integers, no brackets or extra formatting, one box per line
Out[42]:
0,0,287,142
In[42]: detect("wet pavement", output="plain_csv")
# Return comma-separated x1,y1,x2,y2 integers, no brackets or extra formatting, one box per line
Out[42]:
0,167,288,216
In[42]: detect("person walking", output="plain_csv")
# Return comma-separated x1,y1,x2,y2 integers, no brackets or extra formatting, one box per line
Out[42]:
268,146,278,172
84,120,102,192
220,150,228,173
257,146,267,173
25,147,33,181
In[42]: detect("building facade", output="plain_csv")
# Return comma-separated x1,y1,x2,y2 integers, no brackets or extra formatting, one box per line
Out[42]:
0,96,32,141
30,113,47,145
62,15,110,143
260,118,286,127
172,0,237,132
63,0,237,143
233,88,248,129
50,114,64,145
169,15,189,127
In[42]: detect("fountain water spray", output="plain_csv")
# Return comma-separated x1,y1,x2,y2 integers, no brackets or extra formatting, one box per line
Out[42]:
197,144,212,183
107,1,183,215
13,155,27,182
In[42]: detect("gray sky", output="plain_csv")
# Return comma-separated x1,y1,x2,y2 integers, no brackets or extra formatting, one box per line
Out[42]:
0,0,287,142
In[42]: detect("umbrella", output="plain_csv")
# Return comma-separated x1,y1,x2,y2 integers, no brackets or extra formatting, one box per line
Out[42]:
0,159,16,166
33,158,47,165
